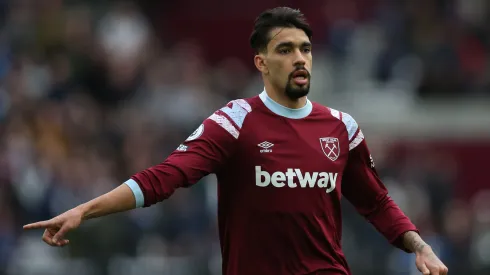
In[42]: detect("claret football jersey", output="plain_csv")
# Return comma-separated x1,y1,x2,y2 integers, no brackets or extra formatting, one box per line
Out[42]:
126,90,417,275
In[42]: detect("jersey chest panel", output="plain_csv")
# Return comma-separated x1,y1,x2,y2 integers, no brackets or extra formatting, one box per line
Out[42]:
230,114,349,213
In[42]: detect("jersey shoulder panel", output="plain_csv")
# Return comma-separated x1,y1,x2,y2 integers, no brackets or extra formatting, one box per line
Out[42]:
320,103,365,151
207,97,256,139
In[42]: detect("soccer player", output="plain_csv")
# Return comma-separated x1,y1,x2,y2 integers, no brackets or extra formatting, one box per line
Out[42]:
24,7,448,275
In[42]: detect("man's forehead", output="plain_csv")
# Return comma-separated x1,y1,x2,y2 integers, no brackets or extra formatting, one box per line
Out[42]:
268,27,310,47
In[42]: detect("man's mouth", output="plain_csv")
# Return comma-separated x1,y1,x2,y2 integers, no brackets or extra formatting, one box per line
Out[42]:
292,70,309,86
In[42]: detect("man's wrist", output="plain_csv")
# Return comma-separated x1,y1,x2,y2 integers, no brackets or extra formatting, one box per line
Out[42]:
416,244,433,255
403,231,429,253
77,202,94,221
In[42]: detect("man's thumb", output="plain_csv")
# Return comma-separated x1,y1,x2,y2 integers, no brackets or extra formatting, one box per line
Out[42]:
52,225,70,243
418,263,430,275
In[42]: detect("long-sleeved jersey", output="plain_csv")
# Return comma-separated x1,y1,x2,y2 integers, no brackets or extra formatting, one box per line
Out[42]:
125,90,418,275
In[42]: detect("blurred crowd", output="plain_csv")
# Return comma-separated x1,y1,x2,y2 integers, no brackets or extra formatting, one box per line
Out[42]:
0,0,489,275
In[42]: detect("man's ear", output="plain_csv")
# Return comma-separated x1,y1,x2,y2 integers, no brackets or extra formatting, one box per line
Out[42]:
254,54,269,75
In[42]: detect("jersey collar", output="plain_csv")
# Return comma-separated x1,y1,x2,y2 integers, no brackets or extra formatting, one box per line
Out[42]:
259,89,313,119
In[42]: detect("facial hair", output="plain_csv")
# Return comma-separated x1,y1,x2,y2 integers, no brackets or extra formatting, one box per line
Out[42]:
285,67,311,100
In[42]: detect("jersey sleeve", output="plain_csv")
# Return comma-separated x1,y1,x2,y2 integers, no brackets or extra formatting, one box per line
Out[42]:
340,114,418,252
125,99,252,207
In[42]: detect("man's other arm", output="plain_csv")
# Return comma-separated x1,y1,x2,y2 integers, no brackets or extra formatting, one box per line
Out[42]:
341,132,448,274
341,137,418,251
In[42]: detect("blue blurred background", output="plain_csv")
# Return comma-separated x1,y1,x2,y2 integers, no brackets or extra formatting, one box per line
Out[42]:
1,0,489,274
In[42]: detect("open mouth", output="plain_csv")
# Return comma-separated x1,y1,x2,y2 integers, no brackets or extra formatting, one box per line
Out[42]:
292,70,309,85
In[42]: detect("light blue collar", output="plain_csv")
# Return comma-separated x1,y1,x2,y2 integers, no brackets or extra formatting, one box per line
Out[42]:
259,89,312,119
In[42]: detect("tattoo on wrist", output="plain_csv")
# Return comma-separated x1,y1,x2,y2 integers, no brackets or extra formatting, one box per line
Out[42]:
403,231,428,253
412,239,427,252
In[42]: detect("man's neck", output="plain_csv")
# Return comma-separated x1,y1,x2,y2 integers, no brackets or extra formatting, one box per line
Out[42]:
264,83,307,109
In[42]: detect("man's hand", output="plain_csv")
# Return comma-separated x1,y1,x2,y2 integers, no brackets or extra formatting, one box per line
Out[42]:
23,184,137,247
403,231,448,274
23,207,83,247
415,245,448,275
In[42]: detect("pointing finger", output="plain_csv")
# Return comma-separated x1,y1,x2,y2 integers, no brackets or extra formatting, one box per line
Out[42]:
23,220,54,230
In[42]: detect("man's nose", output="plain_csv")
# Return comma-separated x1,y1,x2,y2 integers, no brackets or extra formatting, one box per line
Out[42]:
293,49,306,67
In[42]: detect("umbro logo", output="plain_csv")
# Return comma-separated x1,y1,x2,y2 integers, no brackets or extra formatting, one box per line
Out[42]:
258,141,274,153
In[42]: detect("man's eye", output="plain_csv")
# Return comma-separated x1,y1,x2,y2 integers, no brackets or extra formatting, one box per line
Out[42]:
303,48,311,53
279,49,291,54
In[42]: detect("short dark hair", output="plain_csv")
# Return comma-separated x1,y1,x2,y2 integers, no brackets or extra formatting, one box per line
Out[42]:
250,7,313,53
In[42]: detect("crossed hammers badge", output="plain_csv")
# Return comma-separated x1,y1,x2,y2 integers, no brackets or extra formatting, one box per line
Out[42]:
319,137,340,161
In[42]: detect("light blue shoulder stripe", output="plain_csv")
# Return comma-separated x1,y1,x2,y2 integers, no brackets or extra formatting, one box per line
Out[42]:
220,101,249,128
329,108,359,141
124,179,144,208
341,112,358,140
259,90,312,119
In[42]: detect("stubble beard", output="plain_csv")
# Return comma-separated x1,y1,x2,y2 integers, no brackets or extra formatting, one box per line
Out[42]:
285,71,310,100
285,82,310,100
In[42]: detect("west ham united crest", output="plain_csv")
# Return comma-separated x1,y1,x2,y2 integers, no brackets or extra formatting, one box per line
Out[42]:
320,137,340,161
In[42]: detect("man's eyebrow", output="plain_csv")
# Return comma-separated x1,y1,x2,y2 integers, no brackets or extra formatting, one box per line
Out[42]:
274,42,294,49
302,42,312,47
274,41,312,49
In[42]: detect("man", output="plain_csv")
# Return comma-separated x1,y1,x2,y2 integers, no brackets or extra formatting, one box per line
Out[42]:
24,7,448,275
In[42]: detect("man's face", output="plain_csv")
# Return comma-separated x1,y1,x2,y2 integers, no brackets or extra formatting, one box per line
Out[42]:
259,27,312,99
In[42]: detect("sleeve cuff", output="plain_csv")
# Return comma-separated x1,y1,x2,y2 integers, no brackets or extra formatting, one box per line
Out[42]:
124,179,144,208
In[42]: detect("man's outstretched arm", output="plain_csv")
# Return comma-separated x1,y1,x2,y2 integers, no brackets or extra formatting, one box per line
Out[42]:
23,184,137,246
23,100,249,247
23,120,232,247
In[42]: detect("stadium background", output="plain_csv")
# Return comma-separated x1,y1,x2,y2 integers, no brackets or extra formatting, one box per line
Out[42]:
1,0,489,274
